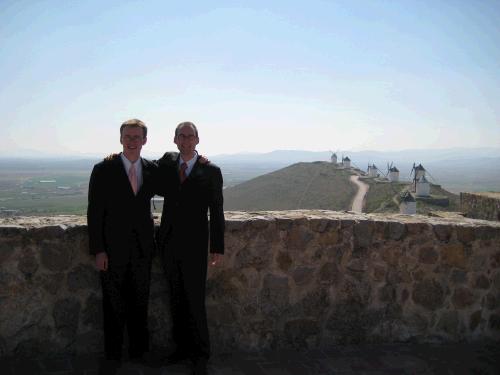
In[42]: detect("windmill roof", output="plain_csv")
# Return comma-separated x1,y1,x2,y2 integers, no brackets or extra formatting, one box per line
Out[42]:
389,167,399,172
415,164,425,171
343,156,351,161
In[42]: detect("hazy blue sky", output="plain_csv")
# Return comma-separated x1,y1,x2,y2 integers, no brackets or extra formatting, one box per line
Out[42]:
1,0,499,156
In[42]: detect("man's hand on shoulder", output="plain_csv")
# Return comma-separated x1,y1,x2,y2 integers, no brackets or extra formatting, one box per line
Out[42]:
96,252,108,271
104,153,119,161
198,154,210,165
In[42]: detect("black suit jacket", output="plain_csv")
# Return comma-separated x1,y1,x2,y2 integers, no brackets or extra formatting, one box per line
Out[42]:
156,152,225,257
87,154,157,265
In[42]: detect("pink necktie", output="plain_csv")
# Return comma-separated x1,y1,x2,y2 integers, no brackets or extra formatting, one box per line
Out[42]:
180,162,188,183
129,164,138,194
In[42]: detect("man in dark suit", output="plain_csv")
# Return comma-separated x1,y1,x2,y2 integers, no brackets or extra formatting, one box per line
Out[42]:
157,121,225,375
87,119,156,371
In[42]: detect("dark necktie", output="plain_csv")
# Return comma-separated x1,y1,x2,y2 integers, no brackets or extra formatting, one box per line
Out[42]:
180,162,188,183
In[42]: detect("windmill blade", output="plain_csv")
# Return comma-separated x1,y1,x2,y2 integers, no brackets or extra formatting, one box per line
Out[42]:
409,162,415,178
426,170,437,184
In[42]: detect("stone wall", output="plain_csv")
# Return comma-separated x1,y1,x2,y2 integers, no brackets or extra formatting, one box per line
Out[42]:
1,211,499,358
461,192,500,221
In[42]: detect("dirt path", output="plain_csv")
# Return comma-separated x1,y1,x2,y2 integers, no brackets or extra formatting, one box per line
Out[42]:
350,175,369,212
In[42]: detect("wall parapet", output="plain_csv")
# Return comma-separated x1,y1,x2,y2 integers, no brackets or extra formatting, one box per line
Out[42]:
1,210,499,357
461,192,500,221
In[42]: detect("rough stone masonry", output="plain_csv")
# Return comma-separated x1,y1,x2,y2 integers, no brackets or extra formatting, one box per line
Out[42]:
0,210,499,358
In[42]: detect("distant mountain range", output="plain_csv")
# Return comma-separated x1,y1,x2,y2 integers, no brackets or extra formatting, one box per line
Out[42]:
211,147,500,164
3,146,500,161
1,147,499,193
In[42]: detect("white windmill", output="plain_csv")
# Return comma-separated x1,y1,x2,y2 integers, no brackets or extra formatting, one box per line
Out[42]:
386,162,399,182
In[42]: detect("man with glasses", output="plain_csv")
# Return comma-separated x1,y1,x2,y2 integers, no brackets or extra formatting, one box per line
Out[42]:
156,121,225,375
88,119,157,373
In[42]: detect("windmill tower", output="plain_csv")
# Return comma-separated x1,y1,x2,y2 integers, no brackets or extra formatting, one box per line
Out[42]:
410,163,426,192
416,175,430,197
367,163,379,177
399,190,416,214
342,156,351,168
387,162,399,182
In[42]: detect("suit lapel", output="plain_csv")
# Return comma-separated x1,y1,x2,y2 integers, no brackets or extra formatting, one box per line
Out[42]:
140,158,150,194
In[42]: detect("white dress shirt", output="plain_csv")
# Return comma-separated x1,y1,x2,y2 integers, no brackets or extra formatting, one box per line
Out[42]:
121,153,143,192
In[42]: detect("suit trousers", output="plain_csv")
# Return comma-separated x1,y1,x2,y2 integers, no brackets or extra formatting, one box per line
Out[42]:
100,254,151,360
162,250,210,360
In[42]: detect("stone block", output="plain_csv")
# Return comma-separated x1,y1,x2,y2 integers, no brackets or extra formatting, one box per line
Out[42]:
372,265,386,282
379,284,396,303
475,226,498,241
317,228,340,248
67,264,99,291
457,226,475,243
0,242,16,264
291,266,315,286
52,298,81,338
309,218,329,233
483,293,499,310
32,225,67,240
412,279,444,311
40,242,72,272
437,310,459,336
489,314,500,331
474,274,490,289
450,269,467,284
469,310,482,331
285,224,314,252
290,287,330,317
17,250,38,279
81,293,102,329
388,222,407,241
260,274,289,315
381,246,403,266
206,270,242,304
319,262,339,285
440,243,467,269
491,251,500,268
276,251,293,272
326,303,383,344
452,287,476,309
284,319,320,349
433,224,452,242
0,225,27,238
353,221,374,248
418,246,438,264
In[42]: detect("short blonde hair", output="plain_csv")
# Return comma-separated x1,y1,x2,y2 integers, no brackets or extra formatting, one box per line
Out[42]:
120,119,147,138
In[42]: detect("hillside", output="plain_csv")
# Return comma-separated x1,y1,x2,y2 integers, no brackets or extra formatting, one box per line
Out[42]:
363,178,460,214
224,161,461,214
223,162,356,211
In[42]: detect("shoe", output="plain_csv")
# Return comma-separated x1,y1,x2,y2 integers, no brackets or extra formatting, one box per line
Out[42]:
191,358,208,375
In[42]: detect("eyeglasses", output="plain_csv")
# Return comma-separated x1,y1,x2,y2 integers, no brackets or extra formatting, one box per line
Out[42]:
177,134,197,141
